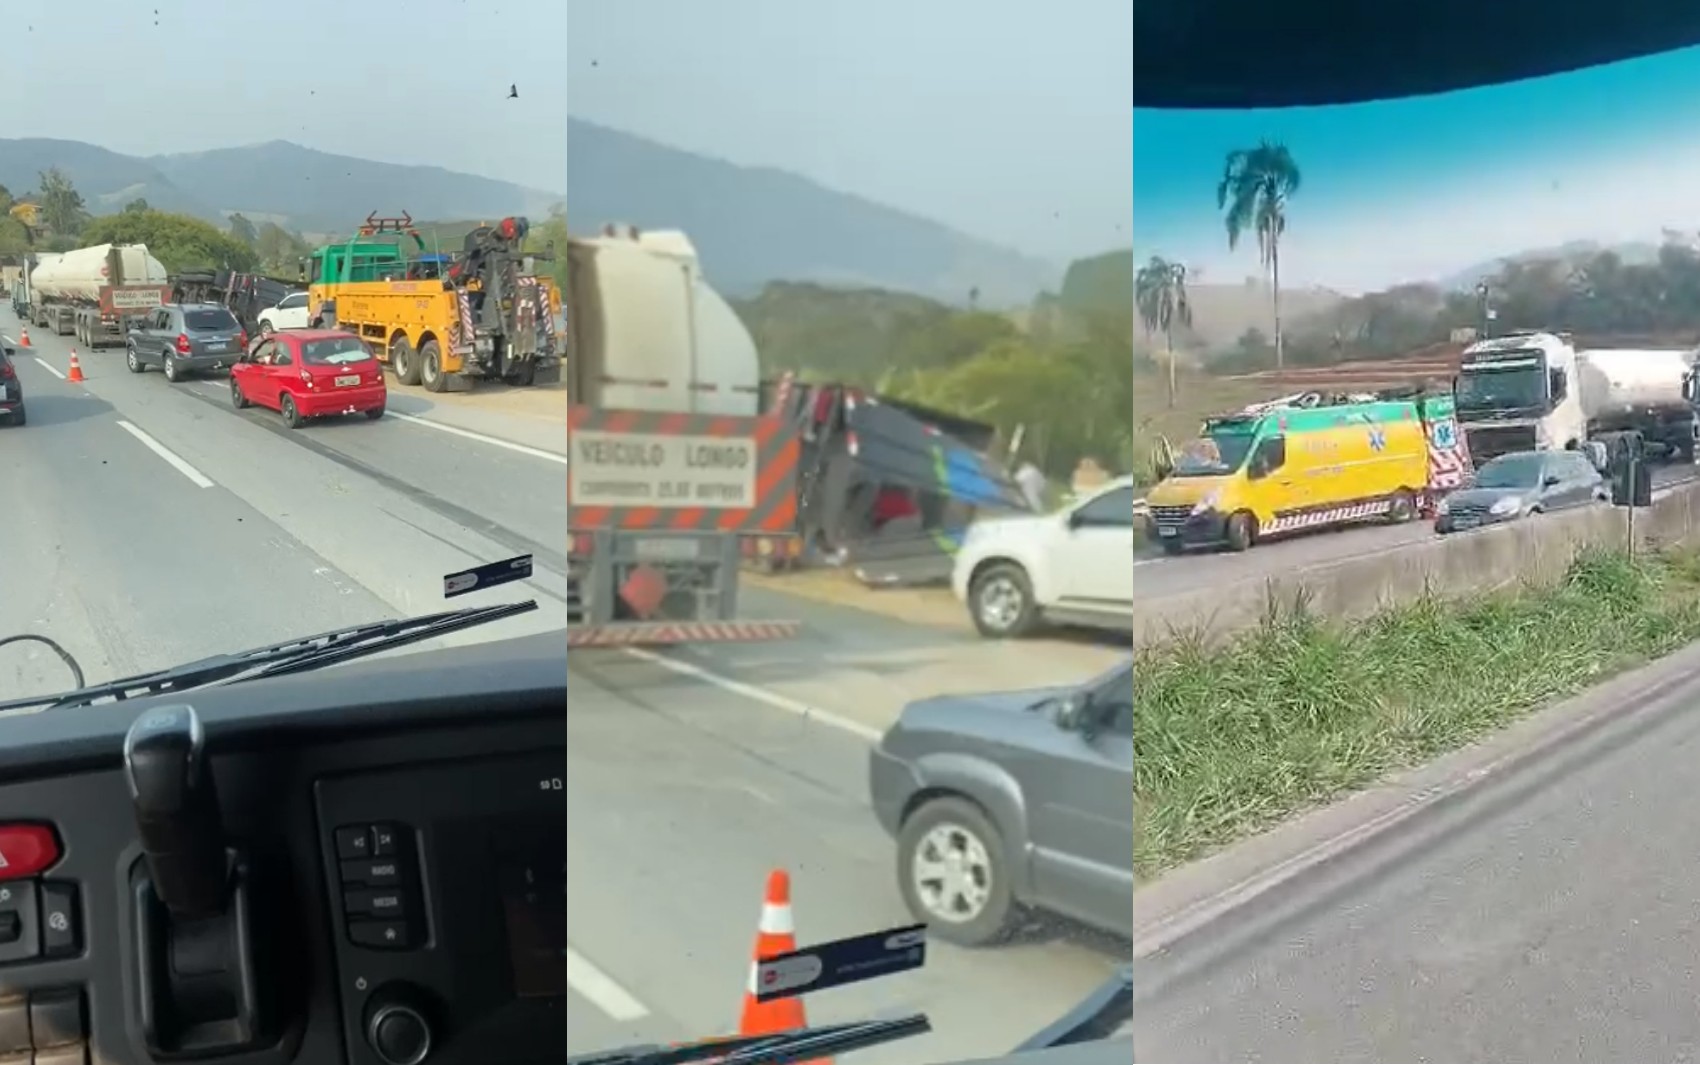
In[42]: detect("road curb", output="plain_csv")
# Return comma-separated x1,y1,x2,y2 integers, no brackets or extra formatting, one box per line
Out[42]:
1131,635,1700,960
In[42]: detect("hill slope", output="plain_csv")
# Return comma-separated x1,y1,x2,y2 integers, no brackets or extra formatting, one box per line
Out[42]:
566,117,1057,306
0,138,561,235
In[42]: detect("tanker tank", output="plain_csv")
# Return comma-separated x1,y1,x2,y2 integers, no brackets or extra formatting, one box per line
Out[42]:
1576,349,1691,422
29,244,168,302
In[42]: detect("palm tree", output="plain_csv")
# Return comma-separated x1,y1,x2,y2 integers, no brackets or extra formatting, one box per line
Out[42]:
1135,256,1192,408
1217,141,1301,371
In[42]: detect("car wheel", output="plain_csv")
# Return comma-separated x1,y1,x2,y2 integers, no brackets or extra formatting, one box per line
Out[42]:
10,405,24,427
126,345,143,374
968,561,1039,639
280,394,304,429
162,355,180,383
896,797,1021,948
230,377,249,409
1225,511,1257,552
364,406,384,420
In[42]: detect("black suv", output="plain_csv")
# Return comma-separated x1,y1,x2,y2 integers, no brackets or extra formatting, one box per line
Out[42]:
0,339,23,425
869,660,1135,947
126,304,247,382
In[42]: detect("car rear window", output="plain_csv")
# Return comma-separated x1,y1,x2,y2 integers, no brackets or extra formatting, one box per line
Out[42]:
300,337,372,365
185,309,239,331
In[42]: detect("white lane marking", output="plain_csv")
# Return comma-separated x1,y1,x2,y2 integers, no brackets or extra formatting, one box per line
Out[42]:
387,411,567,465
116,420,215,489
620,647,885,743
566,947,650,1020
32,357,63,381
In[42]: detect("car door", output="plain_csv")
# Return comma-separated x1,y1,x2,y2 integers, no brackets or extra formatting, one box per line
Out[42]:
1545,452,1596,509
235,339,274,407
1052,485,1136,617
142,308,171,364
1022,666,1136,937
267,340,299,407
279,293,310,329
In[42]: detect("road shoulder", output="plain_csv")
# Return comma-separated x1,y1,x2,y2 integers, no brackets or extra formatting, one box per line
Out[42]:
1132,636,1700,959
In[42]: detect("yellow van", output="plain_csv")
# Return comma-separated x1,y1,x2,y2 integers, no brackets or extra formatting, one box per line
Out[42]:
1144,393,1464,552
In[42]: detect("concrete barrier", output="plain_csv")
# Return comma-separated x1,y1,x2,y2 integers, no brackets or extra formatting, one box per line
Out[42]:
1132,482,1700,647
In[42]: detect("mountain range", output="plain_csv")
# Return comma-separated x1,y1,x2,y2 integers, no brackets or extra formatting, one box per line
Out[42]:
566,118,1060,306
0,138,563,237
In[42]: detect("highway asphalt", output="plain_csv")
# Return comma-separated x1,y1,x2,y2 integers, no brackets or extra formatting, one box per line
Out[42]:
1132,462,1699,601
0,310,571,699
1132,641,1700,1063
566,633,1131,1065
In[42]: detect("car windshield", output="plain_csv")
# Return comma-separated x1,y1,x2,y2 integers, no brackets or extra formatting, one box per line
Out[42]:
1169,431,1256,476
185,309,238,331
300,337,370,365
1474,454,1546,488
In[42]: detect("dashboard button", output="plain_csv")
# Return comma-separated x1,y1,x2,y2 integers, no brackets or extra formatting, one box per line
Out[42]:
0,824,59,881
348,920,412,949
341,858,401,887
0,912,19,944
370,824,400,857
0,995,28,1054
0,883,40,964
335,826,372,860
29,987,84,1048
39,883,79,959
345,890,407,918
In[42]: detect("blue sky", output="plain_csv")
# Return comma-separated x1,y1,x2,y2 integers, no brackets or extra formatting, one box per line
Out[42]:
1135,46,1700,293
567,0,1133,262
8,0,565,192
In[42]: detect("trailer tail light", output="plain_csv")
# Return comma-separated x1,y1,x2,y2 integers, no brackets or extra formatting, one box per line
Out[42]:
175,334,191,354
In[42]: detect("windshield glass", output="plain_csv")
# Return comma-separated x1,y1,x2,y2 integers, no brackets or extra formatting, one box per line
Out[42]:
1,16,566,737
1169,430,1257,476
1474,453,1546,488
1455,360,1548,411
185,309,239,331
300,337,371,365
568,4,1133,1062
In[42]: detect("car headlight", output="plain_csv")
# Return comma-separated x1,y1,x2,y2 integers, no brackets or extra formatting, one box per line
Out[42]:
1489,496,1520,516
1190,490,1221,516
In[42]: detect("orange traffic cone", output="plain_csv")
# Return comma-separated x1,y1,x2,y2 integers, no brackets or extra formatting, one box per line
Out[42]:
67,349,84,383
17,327,29,348
739,870,829,1062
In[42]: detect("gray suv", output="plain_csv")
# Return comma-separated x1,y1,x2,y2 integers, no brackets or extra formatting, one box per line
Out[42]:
869,661,1135,947
126,304,247,382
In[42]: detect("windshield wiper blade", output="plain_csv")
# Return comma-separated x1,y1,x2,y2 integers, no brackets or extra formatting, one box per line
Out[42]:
569,1014,931,1065
0,600,537,713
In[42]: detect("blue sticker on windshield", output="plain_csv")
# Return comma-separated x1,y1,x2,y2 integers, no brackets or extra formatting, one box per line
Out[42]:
754,923,926,1002
444,554,533,598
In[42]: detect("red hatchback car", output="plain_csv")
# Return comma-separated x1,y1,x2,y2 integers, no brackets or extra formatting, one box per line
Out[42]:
230,330,386,428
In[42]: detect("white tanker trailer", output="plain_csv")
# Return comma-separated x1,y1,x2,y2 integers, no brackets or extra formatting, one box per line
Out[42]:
29,244,170,348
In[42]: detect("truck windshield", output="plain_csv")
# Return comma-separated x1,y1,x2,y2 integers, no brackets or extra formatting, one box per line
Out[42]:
1170,431,1257,476
1456,357,1547,413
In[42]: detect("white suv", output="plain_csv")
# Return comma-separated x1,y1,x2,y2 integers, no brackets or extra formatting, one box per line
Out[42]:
257,292,311,333
951,476,1137,638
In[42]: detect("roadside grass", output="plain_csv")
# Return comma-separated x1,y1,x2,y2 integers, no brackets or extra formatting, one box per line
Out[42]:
1133,546,1700,879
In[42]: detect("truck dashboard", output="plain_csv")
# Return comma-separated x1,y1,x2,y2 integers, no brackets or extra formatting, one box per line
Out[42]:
0,630,566,1065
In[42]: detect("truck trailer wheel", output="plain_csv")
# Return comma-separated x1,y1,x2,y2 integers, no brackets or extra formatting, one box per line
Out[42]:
1387,489,1417,523
389,336,422,387
420,340,448,393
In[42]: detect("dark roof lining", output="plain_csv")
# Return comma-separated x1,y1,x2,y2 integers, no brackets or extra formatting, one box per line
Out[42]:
1133,2,1700,108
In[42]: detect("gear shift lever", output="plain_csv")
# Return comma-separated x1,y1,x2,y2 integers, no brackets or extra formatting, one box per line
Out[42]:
124,704,229,917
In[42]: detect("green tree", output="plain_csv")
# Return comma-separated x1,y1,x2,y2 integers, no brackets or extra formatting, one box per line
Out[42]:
1217,141,1301,371
523,205,570,291
0,184,13,214
123,198,150,214
228,212,259,246
0,216,29,256
253,222,309,275
80,209,257,274
38,167,88,237
1135,256,1192,409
